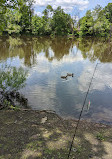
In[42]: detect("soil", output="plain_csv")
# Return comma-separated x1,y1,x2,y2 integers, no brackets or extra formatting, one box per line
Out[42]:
0,110,112,159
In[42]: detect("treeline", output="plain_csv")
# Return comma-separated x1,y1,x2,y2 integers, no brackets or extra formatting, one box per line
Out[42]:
0,0,112,37
79,4,112,37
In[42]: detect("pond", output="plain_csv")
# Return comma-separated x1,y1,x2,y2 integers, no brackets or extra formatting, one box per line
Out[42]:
0,36,112,124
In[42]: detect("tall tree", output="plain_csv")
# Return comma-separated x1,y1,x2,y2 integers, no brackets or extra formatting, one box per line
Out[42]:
31,15,45,35
18,0,34,33
79,10,94,36
5,9,22,34
42,5,53,35
52,6,72,35
0,0,16,33
103,3,112,23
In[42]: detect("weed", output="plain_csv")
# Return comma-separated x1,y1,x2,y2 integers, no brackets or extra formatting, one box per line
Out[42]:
96,133,105,141
44,149,52,155
9,105,20,111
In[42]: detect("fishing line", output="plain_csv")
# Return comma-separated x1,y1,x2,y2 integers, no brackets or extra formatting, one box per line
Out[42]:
67,62,99,159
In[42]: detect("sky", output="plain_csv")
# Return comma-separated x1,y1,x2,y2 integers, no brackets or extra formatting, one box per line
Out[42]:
34,0,112,18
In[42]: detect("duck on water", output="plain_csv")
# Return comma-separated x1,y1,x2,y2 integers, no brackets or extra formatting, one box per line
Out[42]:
61,75,68,80
67,73,74,77
61,73,74,79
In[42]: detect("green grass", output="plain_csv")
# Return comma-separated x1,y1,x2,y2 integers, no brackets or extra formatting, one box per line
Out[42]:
96,132,105,141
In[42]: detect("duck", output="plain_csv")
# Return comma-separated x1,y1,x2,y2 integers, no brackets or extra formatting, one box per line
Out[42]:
61,75,67,79
67,73,74,77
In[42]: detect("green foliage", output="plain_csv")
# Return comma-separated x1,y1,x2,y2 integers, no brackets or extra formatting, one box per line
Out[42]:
0,65,28,93
0,0,7,33
79,3,112,37
0,0,17,33
2,99,11,108
19,4,31,32
32,15,45,35
0,1,112,36
79,10,94,36
103,3,112,23
52,6,72,35
73,28,79,36
1,0,34,34
5,9,22,34
94,16,110,36
32,5,73,36
96,132,105,141
0,65,28,109
10,105,20,111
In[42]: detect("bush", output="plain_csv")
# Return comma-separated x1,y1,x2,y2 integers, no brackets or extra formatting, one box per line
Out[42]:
0,65,28,109
0,65,28,93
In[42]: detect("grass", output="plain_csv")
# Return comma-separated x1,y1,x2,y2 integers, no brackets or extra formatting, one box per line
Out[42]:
96,132,105,141
0,110,112,159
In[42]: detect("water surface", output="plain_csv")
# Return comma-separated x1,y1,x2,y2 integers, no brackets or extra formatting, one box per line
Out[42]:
0,36,112,124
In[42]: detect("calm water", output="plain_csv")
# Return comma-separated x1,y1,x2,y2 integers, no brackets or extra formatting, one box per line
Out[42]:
0,36,112,124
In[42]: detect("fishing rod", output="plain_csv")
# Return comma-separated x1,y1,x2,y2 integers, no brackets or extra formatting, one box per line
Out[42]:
67,62,99,159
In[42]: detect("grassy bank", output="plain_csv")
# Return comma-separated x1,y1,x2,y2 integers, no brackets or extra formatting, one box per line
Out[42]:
0,110,112,159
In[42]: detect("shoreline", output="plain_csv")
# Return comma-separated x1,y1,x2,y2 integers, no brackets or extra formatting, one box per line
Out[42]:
12,108,112,126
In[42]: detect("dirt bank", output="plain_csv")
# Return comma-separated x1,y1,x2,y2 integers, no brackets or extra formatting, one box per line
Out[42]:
0,110,112,159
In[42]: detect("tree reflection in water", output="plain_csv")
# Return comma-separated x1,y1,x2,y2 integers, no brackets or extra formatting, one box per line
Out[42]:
0,36,112,66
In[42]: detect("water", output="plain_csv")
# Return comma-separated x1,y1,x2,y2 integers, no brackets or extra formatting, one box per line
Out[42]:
0,36,112,124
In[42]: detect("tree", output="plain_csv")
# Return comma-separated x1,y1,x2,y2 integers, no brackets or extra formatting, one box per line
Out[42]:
94,15,110,36
92,5,102,20
93,5,110,36
18,0,34,33
52,6,72,35
43,5,53,20
103,3,112,38
32,15,45,35
42,5,53,35
0,2,112,36
103,3,112,23
5,9,22,34
79,3,112,37
0,0,16,34
79,10,94,36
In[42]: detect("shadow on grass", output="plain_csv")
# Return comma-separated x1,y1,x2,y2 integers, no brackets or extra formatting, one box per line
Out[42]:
0,110,112,159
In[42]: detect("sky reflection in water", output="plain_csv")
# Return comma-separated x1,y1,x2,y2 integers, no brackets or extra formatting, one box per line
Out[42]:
0,36,112,124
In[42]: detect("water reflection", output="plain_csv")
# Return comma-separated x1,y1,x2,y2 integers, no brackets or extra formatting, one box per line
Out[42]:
75,38,112,62
0,36,112,124
79,63,112,92
0,36,112,64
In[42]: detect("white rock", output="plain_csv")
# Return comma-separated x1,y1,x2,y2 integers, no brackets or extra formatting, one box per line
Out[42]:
41,117,47,124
